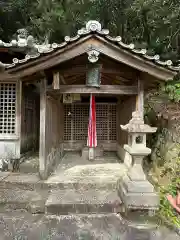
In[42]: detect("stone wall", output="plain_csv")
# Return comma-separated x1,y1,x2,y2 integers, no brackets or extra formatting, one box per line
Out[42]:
145,92,180,181
151,127,180,168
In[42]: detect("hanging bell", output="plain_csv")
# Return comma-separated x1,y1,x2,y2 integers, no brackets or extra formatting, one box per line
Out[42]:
86,64,101,88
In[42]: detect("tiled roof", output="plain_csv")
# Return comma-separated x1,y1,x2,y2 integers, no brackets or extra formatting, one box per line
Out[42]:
1,20,180,71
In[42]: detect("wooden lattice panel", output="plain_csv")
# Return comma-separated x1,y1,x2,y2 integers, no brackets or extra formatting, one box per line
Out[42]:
73,104,89,140
0,83,16,134
96,104,108,140
64,103,117,141
108,104,117,141
64,104,72,141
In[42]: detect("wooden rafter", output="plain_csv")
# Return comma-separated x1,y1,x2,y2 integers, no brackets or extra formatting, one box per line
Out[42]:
61,65,86,76
59,74,66,84
70,76,85,85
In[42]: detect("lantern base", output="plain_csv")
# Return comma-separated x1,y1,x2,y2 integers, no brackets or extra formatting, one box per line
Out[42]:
118,174,159,211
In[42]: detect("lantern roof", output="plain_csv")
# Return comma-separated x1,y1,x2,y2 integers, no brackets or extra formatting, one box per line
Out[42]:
120,111,157,133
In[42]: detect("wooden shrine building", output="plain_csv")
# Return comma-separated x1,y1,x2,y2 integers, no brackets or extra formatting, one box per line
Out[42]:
0,20,178,179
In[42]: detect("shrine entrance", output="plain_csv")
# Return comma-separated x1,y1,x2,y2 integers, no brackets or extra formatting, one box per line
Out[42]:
63,95,117,152
1,20,175,180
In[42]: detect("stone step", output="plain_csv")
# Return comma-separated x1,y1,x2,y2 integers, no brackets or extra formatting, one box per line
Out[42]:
45,177,120,191
45,189,122,215
0,172,42,191
0,188,48,213
0,212,129,239
0,172,123,192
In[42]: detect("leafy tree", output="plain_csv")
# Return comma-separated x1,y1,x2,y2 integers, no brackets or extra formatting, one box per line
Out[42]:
0,0,180,61
0,0,32,41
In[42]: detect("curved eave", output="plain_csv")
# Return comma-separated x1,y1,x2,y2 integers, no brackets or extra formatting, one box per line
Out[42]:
2,35,175,82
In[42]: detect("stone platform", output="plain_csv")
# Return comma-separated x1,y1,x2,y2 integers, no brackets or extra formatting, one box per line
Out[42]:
0,152,126,215
46,152,127,190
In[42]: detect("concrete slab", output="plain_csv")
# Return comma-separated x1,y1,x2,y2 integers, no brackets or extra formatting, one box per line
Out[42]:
45,188,122,215
46,152,128,191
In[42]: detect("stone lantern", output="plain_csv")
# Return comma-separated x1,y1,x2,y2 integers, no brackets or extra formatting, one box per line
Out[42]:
118,111,159,213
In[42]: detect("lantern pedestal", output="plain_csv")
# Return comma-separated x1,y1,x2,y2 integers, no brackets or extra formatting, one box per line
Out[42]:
118,145,159,211
118,111,159,214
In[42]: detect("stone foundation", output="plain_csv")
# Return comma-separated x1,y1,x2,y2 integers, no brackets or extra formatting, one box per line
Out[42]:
81,146,104,160
118,174,159,210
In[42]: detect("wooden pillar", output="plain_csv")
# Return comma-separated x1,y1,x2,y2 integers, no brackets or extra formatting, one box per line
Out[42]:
39,78,47,179
52,71,60,89
16,79,22,159
136,76,144,118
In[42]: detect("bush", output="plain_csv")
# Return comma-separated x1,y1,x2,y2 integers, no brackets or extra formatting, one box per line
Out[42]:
157,158,180,228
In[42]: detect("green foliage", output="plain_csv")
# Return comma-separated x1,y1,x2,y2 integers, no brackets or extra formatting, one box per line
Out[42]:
0,0,32,41
160,76,180,102
0,0,180,61
157,158,180,228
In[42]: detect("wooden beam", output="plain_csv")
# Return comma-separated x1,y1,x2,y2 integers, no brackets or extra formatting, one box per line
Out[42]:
47,84,138,95
52,71,60,89
0,72,17,81
59,65,134,77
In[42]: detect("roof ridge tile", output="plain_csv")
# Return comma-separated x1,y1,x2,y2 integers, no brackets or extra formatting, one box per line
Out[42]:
0,20,179,72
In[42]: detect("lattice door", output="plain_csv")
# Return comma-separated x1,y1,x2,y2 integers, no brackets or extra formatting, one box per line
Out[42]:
108,104,117,141
96,104,117,141
64,103,117,142
0,83,16,134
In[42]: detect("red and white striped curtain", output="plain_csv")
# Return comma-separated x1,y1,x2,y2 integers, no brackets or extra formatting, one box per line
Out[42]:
87,94,97,148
